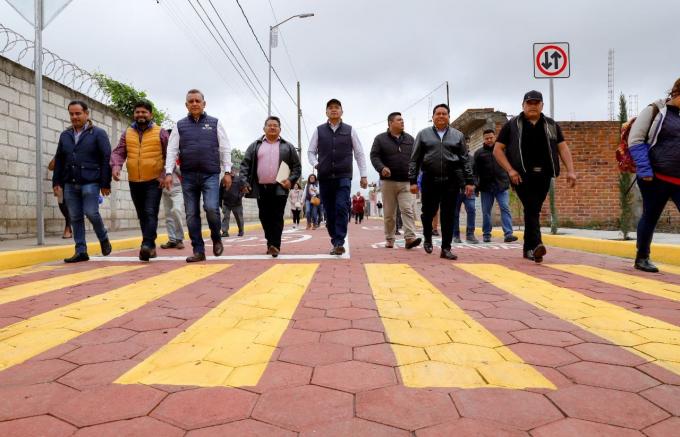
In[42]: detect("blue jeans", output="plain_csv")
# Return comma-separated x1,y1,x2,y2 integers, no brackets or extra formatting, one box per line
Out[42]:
480,189,514,238
636,178,680,258
305,200,320,226
64,183,108,254
181,172,221,254
453,191,476,238
319,178,351,247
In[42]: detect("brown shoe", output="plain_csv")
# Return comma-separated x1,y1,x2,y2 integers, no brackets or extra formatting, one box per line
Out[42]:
267,245,280,258
405,237,422,249
160,241,177,249
213,240,224,257
176,241,185,250
186,252,206,263
385,241,394,248
306,224,312,230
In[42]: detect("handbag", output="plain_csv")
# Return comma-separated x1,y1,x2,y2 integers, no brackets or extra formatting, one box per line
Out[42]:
311,196,321,206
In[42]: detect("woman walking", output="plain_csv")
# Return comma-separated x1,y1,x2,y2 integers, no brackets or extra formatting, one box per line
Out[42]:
629,77,680,273
305,174,321,230
289,183,304,229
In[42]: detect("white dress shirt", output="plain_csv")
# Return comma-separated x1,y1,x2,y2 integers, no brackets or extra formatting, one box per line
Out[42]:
165,118,232,174
307,121,368,178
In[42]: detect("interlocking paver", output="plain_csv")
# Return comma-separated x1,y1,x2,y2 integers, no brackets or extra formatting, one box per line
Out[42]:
508,343,579,367
566,342,649,366
312,360,397,392
300,418,410,436
0,415,76,437
0,359,76,386
278,341,352,366
320,328,385,347
640,385,680,416
58,360,137,390
558,361,660,392
60,341,144,365
530,418,644,436
416,418,528,437
73,417,184,437
0,382,78,421
185,419,296,437
642,417,680,437
293,316,351,332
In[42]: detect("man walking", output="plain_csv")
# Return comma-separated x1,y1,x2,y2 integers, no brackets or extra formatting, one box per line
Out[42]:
111,100,169,261
453,152,479,244
221,168,245,238
494,90,576,262
409,103,474,260
164,89,232,262
308,99,368,255
52,100,112,263
474,129,517,243
240,116,301,257
370,111,421,249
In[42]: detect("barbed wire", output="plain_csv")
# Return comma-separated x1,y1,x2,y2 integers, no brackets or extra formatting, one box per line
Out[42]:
0,23,110,104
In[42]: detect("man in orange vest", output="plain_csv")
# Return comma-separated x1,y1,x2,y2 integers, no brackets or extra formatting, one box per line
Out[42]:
111,100,169,261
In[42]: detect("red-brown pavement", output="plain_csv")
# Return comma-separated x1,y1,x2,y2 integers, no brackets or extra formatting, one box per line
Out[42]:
0,220,678,436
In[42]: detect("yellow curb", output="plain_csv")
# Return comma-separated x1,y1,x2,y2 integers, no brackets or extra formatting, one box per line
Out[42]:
0,222,265,270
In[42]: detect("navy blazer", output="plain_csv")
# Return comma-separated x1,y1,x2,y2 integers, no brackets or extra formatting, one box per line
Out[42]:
52,122,112,189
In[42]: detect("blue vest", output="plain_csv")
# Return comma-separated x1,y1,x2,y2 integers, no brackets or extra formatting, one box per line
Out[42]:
316,122,353,180
177,113,221,174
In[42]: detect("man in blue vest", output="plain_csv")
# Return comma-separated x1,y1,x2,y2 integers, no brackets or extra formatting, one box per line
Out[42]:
308,99,368,255
164,89,232,262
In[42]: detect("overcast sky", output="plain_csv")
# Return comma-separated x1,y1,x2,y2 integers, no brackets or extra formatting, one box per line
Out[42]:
2,0,679,184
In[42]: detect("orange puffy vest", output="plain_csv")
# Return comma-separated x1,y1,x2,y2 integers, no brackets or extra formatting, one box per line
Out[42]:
125,125,163,182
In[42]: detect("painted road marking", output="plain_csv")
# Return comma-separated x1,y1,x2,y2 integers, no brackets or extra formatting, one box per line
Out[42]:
0,264,230,372
0,265,144,306
116,263,318,387
659,264,680,276
365,264,555,389
457,264,680,376
549,264,680,303
0,265,62,279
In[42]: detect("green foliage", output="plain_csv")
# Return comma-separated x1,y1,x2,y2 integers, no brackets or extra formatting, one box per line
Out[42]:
617,93,634,239
231,149,244,169
93,73,168,126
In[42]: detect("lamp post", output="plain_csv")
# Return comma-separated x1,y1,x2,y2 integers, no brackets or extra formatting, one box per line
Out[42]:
267,13,314,117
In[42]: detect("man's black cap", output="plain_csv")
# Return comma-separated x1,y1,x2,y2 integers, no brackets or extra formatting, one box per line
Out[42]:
523,90,543,103
326,98,342,108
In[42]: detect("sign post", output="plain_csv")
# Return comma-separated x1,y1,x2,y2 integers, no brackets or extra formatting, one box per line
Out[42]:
533,42,570,234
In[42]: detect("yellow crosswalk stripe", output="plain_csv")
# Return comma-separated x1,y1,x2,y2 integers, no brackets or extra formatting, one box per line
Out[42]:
0,265,63,280
457,264,680,376
116,264,318,387
659,264,680,276
365,264,555,389
549,264,680,302
0,265,145,306
0,264,229,372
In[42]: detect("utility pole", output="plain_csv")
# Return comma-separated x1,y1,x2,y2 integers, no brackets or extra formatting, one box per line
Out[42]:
446,80,450,108
297,81,302,167
34,0,44,245
548,78,558,235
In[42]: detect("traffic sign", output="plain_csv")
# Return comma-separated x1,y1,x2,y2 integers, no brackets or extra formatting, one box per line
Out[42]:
533,42,570,79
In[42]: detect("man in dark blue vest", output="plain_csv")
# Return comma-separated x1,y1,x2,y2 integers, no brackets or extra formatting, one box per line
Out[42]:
308,99,368,255
164,89,232,262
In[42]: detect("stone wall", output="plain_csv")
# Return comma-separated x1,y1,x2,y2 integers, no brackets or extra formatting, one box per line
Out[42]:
0,55,258,241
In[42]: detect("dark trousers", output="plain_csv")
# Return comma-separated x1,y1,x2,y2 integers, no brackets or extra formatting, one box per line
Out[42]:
58,200,71,229
129,180,162,249
319,178,351,247
222,204,244,233
292,209,301,225
514,174,552,252
257,184,288,249
181,172,221,254
636,178,680,258
354,211,364,223
420,177,460,250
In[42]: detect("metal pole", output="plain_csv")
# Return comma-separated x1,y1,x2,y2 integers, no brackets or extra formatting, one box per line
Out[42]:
34,0,44,245
267,26,273,117
548,78,558,235
446,81,450,108
297,81,302,167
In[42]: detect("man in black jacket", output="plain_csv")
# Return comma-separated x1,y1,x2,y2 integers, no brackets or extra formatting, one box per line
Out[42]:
220,168,245,238
409,104,475,260
494,90,576,263
52,100,112,263
473,129,518,243
240,116,301,257
370,112,421,249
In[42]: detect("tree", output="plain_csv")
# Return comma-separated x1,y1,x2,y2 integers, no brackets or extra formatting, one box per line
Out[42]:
93,73,169,126
618,93,634,240
231,149,244,170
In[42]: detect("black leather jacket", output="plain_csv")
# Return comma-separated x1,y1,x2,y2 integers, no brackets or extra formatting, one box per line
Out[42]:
408,126,474,186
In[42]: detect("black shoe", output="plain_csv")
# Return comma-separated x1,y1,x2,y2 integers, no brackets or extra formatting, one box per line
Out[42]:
405,237,422,250
186,252,206,263
533,244,547,263
64,253,89,263
504,235,518,243
432,229,440,237
213,240,224,257
221,231,229,238
483,236,492,243
440,248,458,260
453,237,463,244
424,241,433,254
635,258,659,273
267,246,280,258
139,246,152,262
395,230,401,235
149,248,157,259
100,239,112,256
466,236,479,244
160,241,177,249
524,250,535,261
237,231,244,237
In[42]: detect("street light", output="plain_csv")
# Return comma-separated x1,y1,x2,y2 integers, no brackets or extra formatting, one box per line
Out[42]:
267,13,314,117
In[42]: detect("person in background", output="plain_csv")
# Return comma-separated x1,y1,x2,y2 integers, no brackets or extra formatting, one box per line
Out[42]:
629,77,680,273
305,174,320,230
48,157,72,239
220,168,245,238
160,153,185,250
352,191,366,224
289,182,304,229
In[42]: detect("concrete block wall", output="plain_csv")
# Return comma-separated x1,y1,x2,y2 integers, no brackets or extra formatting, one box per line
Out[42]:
0,56,258,241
